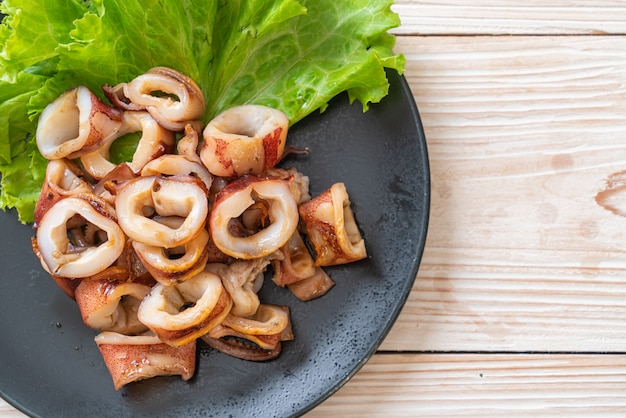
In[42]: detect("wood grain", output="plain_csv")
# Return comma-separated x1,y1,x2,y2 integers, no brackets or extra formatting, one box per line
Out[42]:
307,353,626,416
393,0,626,35
382,35,626,352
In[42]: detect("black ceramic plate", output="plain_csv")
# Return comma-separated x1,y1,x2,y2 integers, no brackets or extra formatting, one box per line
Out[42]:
0,71,429,418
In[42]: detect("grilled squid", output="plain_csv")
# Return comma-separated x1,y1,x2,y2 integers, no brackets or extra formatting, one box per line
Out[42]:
137,270,232,346
95,331,196,390
298,182,367,266
176,124,203,164
36,195,125,278
271,231,336,300
121,67,205,131
80,111,175,180
133,226,210,286
140,124,213,190
36,86,122,160
272,232,316,287
209,176,298,260
200,105,288,177
115,176,208,248
206,256,276,318
287,267,335,301
141,155,213,191
33,159,93,226
74,278,151,334
92,162,138,206
201,304,293,361
265,167,311,205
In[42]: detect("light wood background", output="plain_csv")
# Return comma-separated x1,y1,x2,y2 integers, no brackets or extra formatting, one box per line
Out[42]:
4,1,626,417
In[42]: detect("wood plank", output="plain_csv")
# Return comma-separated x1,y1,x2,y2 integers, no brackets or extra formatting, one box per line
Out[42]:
380,35,626,352
0,401,23,417
307,353,626,416
393,1,626,35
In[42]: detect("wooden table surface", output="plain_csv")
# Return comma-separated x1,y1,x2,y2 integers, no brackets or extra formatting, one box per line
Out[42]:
4,1,626,416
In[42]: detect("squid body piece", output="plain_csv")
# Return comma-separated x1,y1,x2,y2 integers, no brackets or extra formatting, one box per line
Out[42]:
200,105,288,177
36,195,125,278
75,278,151,334
36,86,122,160
209,176,299,260
298,182,367,266
95,331,196,390
137,270,232,346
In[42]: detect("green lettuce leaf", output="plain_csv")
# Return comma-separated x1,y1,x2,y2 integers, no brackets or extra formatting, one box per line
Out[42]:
207,0,405,123
0,0,404,223
0,0,88,79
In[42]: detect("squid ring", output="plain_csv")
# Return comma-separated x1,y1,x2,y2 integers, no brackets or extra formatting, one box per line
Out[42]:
222,304,290,339
200,105,288,177
36,195,125,278
132,227,210,286
137,270,232,346
209,176,299,259
36,86,123,160
123,67,205,131
115,176,208,248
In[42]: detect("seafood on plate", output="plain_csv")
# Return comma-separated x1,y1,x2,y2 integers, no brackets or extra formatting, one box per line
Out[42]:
31,67,367,390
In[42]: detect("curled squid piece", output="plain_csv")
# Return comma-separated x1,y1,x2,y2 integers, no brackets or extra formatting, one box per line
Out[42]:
141,155,213,191
209,176,299,259
176,124,204,164
140,124,211,189
206,255,277,317
36,86,122,160
200,105,288,177
80,111,175,180
93,162,138,206
115,176,208,248
95,331,196,390
272,231,316,287
287,267,335,301
298,182,367,266
264,167,311,205
122,67,205,131
36,195,126,278
271,231,336,300
74,278,151,334
201,305,293,361
133,226,210,286
116,240,157,287
137,270,232,346
33,159,93,226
